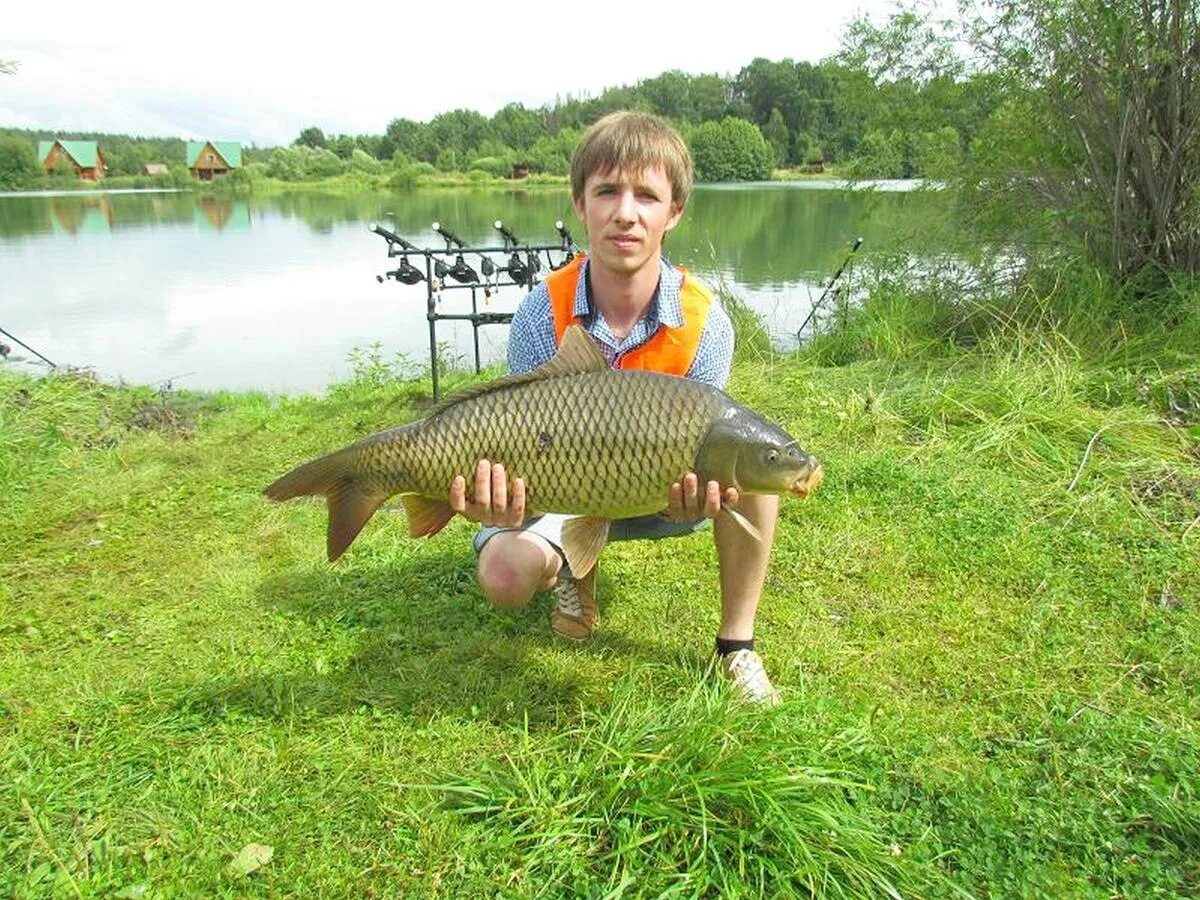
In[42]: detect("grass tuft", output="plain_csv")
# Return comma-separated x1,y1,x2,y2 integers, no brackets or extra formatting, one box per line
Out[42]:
416,670,915,898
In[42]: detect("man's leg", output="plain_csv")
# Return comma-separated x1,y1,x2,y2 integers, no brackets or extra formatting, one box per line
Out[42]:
474,515,599,638
477,530,561,609
713,494,781,704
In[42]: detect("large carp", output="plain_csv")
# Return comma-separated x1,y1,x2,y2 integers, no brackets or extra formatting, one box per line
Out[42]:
265,326,823,576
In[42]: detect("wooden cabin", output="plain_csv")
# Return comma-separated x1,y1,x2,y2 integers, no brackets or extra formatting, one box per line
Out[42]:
143,163,169,176
187,141,242,180
39,140,106,180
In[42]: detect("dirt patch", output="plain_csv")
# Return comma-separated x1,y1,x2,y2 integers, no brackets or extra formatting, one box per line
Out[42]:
128,395,198,439
1131,470,1200,503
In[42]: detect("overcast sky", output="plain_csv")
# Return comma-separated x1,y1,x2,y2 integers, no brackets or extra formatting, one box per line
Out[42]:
4,0,897,148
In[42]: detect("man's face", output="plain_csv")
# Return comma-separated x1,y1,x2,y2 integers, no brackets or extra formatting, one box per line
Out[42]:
572,164,683,277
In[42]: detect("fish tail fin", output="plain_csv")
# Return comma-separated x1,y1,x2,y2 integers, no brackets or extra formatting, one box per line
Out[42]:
264,449,387,561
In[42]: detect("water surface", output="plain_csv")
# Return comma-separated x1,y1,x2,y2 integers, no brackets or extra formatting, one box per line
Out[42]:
0,184,942,393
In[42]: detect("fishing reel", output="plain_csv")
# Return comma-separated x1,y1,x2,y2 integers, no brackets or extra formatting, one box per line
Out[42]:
377,258,425,285
446,254,480,284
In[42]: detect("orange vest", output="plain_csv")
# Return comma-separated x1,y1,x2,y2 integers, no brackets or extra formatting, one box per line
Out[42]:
547,254,714,376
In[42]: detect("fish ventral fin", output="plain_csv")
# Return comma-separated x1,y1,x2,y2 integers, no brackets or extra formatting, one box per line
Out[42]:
327,478,387,561
720,504,762,543
560,516,610,578
423,325,608,418
402,494,456,538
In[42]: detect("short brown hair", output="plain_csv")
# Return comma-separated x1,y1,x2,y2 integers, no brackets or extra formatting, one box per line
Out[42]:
570,111,694,209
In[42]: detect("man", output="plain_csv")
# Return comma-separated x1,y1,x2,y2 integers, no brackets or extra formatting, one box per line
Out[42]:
448,111,782,704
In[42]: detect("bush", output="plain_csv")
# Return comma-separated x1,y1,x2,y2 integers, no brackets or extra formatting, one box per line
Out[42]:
349,149,382,175
689,118,774,182
468,155,514,178
0,137,39,189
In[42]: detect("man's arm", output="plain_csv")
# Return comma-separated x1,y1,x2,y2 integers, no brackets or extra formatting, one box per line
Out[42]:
685,299,735,389
507,283,558,375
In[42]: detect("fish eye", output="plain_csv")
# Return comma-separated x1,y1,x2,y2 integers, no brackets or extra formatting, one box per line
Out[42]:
766,448,780,463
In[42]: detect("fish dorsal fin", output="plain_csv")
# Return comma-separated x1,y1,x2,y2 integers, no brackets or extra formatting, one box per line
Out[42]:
424,325,607,418
535,324,608,377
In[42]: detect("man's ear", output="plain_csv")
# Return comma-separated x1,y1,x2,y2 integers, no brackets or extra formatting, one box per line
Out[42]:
573,193,586,222
665,202,684,233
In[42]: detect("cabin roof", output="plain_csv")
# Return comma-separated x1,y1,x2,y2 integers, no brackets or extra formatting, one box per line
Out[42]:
186,140,242,169
38,140,101,168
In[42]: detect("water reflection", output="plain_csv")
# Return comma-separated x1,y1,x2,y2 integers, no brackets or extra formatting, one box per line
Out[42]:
0,186,946,393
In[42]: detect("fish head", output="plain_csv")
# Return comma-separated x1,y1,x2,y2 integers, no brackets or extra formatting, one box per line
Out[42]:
696,407,824,498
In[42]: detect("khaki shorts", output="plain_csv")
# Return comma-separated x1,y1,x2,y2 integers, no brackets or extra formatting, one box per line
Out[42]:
473,512,710,572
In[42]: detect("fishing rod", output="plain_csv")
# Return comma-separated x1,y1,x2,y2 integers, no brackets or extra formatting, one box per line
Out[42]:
0,325,56,367
796,236,864,340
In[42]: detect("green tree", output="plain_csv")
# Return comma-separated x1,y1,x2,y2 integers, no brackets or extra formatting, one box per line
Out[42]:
328,134,356,160
689,118,774,182
915,126,960,179
491,103,543,150
294,127,328,149
348,148,382,175
842,0,1200,277
763,107,790,167
0,137,37,189
848,129,907,178
426,109,493,162
378,118,426,162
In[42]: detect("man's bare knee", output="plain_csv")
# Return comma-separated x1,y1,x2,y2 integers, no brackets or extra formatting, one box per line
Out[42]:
477,534,559,610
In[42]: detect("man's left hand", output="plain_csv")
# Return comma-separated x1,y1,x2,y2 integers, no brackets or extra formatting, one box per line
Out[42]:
665,472,739,522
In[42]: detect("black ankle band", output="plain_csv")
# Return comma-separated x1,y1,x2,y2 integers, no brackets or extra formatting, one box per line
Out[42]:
715,637,755,657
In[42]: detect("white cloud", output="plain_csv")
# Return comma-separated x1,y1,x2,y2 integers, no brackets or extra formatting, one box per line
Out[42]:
3,0,898,146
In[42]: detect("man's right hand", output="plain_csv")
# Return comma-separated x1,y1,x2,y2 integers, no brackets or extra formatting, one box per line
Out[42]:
449,459,526,527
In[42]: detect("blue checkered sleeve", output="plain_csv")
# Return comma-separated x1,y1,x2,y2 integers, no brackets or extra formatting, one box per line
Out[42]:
685,296,734,390
507,283,559,375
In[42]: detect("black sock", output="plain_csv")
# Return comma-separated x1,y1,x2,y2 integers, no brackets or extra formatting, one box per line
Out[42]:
715,637,755,657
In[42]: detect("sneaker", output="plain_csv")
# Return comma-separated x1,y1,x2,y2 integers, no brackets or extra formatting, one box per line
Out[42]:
549,565,598,641
718,649,782,706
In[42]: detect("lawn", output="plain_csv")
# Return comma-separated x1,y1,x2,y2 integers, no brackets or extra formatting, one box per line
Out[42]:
2,328,1197,896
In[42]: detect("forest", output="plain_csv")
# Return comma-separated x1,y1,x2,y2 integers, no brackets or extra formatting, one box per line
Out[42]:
0,53,983,187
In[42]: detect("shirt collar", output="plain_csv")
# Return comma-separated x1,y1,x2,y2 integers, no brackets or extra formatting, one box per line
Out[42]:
576,256,685,329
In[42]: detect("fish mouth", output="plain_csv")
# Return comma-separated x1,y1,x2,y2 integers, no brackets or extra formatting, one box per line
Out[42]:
790,459,824,498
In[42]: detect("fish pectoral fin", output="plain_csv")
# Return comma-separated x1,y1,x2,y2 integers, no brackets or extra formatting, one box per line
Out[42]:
560,516,610,578
327,478,387,562
720,504,763,543
401,494,456,538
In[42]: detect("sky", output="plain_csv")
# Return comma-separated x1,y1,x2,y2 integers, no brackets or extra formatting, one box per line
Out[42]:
3,0,897,148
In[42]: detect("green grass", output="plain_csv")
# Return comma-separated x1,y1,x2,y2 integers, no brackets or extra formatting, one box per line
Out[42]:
2,297,1199,895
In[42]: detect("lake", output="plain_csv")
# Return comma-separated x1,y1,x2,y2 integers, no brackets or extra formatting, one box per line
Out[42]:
0,183,942,394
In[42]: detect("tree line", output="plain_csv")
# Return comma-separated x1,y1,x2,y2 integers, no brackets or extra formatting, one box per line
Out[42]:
0,56,997,190
281,58,990,181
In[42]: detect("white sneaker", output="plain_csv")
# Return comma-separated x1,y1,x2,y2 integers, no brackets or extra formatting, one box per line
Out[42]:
718,649,782,706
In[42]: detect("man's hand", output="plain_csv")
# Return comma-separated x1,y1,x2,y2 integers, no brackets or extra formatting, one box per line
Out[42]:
665,472,738,522
450,460,526,527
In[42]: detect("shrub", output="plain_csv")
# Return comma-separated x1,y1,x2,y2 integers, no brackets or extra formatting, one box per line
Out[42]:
689,118,774,182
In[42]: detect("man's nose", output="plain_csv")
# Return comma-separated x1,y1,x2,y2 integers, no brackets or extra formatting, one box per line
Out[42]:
614,189,636,222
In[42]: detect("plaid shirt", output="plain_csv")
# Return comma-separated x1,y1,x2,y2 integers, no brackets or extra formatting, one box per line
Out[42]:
507,256,734,389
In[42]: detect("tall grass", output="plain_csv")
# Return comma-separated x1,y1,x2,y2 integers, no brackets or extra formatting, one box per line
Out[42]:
416,670,914,898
